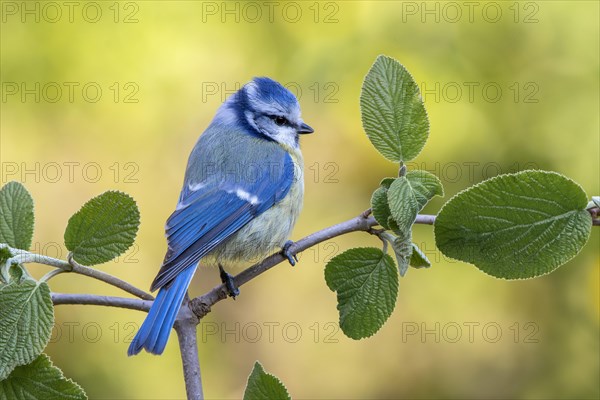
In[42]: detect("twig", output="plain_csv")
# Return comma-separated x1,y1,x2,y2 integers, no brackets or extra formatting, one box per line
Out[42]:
67,253,154,300
415,214,436,225
51,293,150,312
0,244,153,300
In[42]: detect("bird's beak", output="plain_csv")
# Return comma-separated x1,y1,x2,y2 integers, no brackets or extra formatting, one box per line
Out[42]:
298,122,314,134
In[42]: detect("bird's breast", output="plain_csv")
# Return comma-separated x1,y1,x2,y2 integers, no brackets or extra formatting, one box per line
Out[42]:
207,149,304,265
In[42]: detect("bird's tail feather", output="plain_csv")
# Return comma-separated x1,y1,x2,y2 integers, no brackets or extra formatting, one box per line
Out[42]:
128,266,197,356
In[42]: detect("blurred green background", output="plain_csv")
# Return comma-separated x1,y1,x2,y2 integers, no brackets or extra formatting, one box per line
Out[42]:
1,1,598,399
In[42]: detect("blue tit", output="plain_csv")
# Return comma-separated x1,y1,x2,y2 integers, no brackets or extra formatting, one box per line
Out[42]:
128,77,314,356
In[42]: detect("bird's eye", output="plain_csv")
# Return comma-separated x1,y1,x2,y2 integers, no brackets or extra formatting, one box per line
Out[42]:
272,115,287,126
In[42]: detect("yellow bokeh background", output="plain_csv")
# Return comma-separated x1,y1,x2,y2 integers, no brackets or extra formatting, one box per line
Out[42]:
1,1,598,399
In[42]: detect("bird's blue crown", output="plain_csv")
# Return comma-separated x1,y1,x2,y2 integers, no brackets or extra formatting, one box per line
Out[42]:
213,77,304,143
241,77,298,111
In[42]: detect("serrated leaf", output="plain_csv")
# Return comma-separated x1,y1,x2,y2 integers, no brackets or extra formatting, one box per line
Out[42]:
387,177,419,234
243,361,290,400
360,55,429,162
325,248,398,339
0,353,86,400
371,186,393,230
64,191,140,266
435,171,592,279
0,278,54,380
0,182,34,250
406,170,444,210
410,243,431,268
386,218,404,237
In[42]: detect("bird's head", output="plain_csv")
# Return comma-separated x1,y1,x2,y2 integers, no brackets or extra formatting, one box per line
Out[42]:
218,77,314,149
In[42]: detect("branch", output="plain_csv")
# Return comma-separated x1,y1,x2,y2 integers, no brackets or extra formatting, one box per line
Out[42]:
188,212,392,318
47,209,596,318
174,298,204,400
51,293,150,312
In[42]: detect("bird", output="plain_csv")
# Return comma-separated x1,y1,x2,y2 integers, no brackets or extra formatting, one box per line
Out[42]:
128,77,314,355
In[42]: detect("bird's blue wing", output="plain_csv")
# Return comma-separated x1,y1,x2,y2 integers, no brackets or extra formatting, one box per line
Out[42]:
150,151,295,291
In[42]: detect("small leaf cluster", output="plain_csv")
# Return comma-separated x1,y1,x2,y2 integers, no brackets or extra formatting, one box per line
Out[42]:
325,55,443,340
0,182,140,398
324,55,597,344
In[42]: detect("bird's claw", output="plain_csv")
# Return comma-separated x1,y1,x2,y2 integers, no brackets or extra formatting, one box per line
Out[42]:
282,240,298,266
219,264,240,299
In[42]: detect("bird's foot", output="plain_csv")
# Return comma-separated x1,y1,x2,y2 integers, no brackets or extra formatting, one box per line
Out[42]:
219,264,240,299
281,240,298,266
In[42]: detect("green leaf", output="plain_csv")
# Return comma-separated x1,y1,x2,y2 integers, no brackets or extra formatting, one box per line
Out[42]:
243,361,290,400
371,186,393,230
0,278,54,380
405,170,444,210
64,191,140,266
386,218,404,237
387,177,419,234
389,234,413,277
360,55,429,162
435,171,592,279
0,247,11,264
382,232,430,276
325,248,398,339
0,182,34,250
380,177,395,189
410,243,431,269
0,353,86,400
